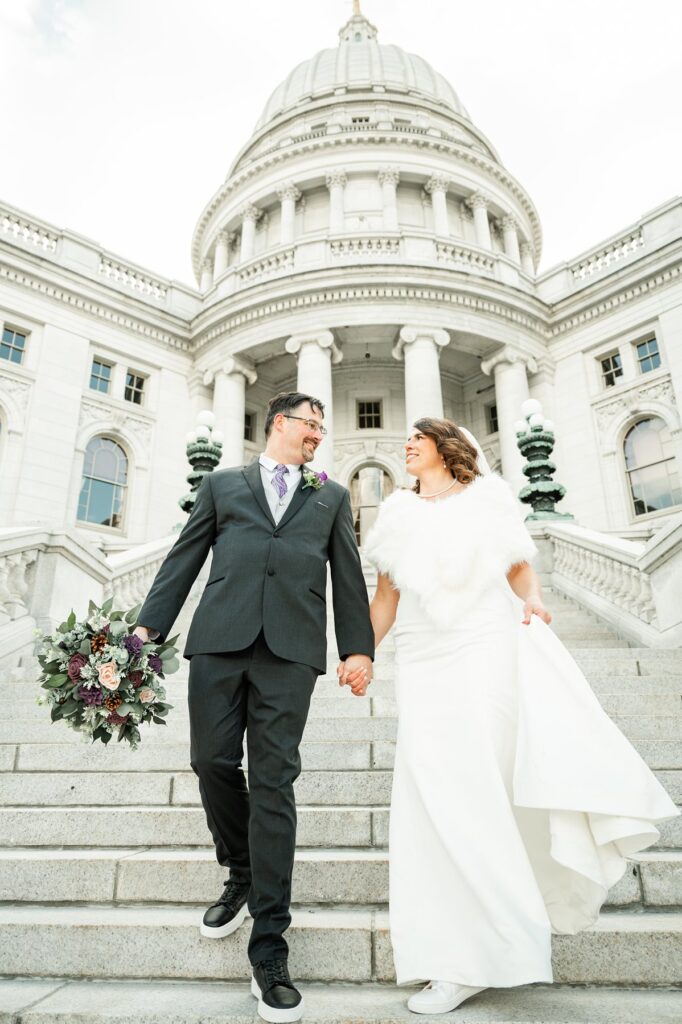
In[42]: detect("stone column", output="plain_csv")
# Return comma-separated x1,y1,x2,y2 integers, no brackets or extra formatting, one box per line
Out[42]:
277,183,301,246
481,346,538,493
326,171,347,234
213,230,230,278
240,203,260,263
520,241,535,276
392,326,450,428
425,175,450,237
285,330,342,471
208,356,258,468
378,167,400,231
468,192,492,250
501,215,521,264
200,258,213,292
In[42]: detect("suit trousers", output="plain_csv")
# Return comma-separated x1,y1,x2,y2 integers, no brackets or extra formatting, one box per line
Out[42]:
187,631,317,964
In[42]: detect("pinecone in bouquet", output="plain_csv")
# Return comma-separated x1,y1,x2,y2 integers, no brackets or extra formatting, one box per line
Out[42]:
35,597,179,748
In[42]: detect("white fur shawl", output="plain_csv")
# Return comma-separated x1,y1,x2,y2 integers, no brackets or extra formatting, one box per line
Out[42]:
364,473,537,627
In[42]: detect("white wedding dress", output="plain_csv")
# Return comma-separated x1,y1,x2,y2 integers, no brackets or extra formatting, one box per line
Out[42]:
364,451,679,989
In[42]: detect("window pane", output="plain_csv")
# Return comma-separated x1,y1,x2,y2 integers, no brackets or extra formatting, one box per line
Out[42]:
624,418,669,470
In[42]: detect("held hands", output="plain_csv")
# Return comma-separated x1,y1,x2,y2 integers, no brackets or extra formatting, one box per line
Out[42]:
522,598,552,626
337,654,373,697
133,626,150,642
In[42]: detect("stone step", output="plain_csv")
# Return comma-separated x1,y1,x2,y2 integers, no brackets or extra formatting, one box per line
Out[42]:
0,905,680,985
3,847,678,908
0,770,395,807
2,802,680,850
1,978,680,1024
0,805,387,848
5,736,682,777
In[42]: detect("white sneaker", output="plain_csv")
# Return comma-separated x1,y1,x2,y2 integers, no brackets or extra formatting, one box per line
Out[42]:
407,980,485,1014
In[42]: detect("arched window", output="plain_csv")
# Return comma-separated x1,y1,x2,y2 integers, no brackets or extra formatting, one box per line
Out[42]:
350,465,394,545
624,418,681,516
77,437,128,528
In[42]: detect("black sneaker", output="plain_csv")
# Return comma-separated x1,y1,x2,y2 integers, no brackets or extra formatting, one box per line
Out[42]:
251,958,304,1023
199,878,250,939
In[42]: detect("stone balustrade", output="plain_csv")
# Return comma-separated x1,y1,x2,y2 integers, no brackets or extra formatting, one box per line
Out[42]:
237,247,295,283
99,257,168,299
329,235,401,258
104,535,176,608
436,241,495,275
569,230,644,281
0,208,58,253
0,534,39,625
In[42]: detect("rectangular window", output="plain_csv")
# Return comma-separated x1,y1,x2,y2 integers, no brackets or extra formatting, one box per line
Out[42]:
635,336,661,374
90,358,112,393
486,404,499,434
1,327,27,365
600,352,623,389
357,400,382,429
124,370,145,405
244,412,254,442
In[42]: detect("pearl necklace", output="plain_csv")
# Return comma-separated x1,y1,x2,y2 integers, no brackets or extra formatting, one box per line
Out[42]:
417,478,459,499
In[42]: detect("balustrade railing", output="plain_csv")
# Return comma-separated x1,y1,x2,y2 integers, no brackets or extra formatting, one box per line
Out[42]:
104,535,175,607
436,241,495,275
99,257,168,299
238,247,295,283
0,209,58,254
569,230,644,281
0,532,40,625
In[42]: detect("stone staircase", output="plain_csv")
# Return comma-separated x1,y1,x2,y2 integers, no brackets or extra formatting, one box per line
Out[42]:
1,590,681,1022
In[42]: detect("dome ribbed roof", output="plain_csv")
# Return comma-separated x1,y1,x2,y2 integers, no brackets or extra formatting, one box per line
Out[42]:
254,11,469,131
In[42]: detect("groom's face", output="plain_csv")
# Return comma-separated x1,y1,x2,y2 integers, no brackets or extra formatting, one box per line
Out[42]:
279,401,325,464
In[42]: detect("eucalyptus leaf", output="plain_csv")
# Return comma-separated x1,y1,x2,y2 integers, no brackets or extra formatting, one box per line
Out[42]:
125,602,142,625
101,597,114,615
160,657,180,675
66,610,76,630
46,673,70,688
108,620,127,637
118,702,135,716
152,716,168,726
60,698,79,717
79,640,92,656
160,648,176,661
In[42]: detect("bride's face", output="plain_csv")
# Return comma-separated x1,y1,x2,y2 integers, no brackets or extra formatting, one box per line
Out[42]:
405,429,441,477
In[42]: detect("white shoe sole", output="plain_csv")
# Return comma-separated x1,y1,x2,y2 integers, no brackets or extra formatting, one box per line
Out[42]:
199,903,248,939
407,985,485,1014
251,976,304,1023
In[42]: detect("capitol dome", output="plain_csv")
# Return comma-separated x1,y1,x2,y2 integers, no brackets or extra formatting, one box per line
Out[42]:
254,8,470,131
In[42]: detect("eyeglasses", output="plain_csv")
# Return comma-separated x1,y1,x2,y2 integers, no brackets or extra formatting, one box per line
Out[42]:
283,414,328,436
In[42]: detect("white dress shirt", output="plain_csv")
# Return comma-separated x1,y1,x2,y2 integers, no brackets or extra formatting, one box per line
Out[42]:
259,454,303,524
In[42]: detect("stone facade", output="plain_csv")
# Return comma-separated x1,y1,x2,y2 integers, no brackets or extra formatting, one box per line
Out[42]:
0,9,681,549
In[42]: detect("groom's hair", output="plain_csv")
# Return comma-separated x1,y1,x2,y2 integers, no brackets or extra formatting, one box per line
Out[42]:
264,391,325,438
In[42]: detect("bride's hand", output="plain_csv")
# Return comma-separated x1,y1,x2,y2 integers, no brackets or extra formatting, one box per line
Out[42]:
522,599,552,626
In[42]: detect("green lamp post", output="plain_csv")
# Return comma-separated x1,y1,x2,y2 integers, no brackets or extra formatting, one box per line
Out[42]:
515,399,573,521
179,410,223,514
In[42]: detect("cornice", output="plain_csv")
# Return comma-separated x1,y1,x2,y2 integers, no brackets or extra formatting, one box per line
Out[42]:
191,131,543,280
0,257,192,352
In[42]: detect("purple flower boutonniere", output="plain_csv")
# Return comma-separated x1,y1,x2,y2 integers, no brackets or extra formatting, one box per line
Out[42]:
302,469,328,491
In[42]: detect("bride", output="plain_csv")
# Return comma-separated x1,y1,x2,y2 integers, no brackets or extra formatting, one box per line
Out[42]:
345,416,679,1015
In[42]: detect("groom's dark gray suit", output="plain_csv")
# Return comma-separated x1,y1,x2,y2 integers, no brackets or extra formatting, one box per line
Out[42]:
137,459,374,963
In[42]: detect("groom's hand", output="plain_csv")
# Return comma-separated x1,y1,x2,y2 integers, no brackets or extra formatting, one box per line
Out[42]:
337,654,373,696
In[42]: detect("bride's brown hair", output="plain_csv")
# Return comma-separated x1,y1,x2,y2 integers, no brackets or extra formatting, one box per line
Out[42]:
412,417,482,493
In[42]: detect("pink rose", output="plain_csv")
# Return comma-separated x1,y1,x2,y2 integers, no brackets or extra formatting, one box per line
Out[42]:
97,661,120,691
67,653,88,681
138,687,156,704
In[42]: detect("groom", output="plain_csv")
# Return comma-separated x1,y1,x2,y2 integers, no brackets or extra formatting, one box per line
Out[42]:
134,391,374,1023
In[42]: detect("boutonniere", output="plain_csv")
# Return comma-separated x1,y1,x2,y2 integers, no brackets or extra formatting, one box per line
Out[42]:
302,469,328,491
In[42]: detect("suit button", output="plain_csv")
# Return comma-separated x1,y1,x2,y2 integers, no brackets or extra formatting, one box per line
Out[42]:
267,569,276,576
273,532,280,538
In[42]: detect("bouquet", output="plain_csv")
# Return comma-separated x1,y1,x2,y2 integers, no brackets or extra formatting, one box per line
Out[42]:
35,598,177,748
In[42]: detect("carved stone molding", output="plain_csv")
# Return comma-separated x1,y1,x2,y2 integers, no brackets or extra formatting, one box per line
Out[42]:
285,330,343,365
593,376,677,431
378,167,400,187
425,174,450,195
240,203,261,223
276,183,302,203
467,191,490,212
0,369,31,412
480,345,538,377
78,398,154,451
325,170,348,189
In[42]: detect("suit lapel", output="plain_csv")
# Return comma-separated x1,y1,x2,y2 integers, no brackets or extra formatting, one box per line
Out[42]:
243,460,276,527
277,475,315,529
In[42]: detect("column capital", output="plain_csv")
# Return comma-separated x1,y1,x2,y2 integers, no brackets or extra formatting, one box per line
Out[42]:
520,241,533,257
467,191,491,211
285,330,343,365
276,182,302,203
378,166,400,187
201,257,213,272
425,174,450,195
240,203,260,222
325,170,347,189
216,229,233,245
392,325,450,361
204,356,258,388
501,214,518,232
480,345,537,377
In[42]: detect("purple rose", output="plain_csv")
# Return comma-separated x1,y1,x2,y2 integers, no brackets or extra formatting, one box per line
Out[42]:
128,670,145,689
148,654,163,674
123,634,144,658
78,685,103,706
67,653,88,681
317,472,328,483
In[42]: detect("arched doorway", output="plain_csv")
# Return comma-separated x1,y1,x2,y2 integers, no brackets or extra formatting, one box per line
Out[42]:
349,464,395,545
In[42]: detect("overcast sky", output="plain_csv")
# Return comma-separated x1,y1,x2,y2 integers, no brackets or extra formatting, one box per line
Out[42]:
2,0,680,285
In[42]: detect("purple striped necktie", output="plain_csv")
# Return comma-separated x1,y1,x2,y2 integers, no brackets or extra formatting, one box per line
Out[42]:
272,463,289,499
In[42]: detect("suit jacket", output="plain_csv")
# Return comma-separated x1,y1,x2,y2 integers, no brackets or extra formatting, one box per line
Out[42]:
137,460,375,673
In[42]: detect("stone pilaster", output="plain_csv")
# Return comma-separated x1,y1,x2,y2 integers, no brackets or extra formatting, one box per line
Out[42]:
378,167,400,232
285,330,342,470
481,346,538,493
392,325,450,428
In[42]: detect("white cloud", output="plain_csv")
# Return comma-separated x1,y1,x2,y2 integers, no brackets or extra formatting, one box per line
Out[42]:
2,0,680,283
